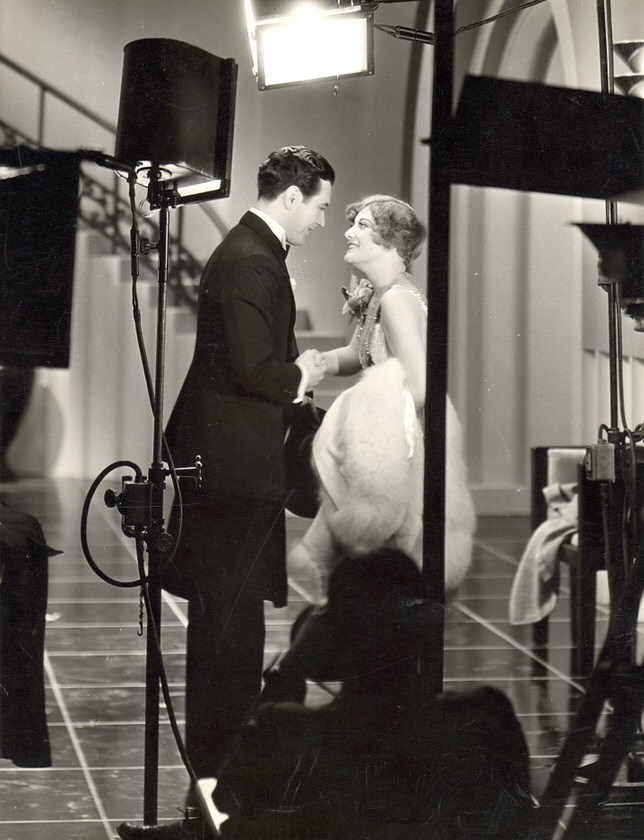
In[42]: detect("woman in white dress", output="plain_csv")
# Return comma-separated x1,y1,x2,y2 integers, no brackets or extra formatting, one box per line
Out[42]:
289,195,475,598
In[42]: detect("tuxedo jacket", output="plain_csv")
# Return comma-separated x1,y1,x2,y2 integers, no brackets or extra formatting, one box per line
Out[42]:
165,211,302,501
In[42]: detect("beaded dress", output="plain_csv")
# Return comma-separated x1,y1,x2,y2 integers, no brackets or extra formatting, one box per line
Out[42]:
356,282,427,371
354,282,427,460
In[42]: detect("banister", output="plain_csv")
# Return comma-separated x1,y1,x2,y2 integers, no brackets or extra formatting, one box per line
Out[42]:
0,52,117,134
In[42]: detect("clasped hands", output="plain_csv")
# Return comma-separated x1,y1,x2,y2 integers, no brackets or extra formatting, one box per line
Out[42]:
296,348,327,388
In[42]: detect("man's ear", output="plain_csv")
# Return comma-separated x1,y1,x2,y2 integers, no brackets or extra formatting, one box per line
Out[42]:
282,184,302,209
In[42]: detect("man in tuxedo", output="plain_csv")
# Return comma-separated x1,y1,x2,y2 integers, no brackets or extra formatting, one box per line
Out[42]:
117,146,334,840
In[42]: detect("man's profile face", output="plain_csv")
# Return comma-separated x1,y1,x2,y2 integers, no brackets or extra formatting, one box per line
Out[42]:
285,179,332,246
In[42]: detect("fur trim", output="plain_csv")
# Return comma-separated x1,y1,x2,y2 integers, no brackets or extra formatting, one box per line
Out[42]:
315,359,413,552
287,359,476,598
445,398,477,591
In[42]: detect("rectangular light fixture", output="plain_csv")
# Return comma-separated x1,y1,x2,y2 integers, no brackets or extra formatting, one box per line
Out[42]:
246,1,374,90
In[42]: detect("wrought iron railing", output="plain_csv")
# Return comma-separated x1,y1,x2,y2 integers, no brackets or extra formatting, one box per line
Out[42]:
0,52,229,311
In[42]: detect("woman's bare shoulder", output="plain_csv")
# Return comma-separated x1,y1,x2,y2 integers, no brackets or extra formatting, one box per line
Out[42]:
380,279,427,314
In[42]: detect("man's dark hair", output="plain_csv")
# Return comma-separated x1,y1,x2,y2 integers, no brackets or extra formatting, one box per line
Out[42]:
257,145,335,201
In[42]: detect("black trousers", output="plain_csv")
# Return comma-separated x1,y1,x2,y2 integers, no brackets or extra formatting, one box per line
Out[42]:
185,581,265,782
166,487,287,792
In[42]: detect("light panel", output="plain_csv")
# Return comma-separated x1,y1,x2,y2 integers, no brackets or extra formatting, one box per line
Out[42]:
247,2,374,90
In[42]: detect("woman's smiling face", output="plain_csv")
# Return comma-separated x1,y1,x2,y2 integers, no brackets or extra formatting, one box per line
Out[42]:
344,208,389,269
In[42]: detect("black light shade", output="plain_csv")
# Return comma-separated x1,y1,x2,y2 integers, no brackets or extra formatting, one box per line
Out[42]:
446,76,644,201
115,39,237,198
576,223,644,329
0,147,80,368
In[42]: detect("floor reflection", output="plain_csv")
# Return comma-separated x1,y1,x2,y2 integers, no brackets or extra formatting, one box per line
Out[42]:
1,481,644,837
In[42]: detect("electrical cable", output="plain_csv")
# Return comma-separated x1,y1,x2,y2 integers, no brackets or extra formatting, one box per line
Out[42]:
134,536,198,786
80,176,184,581
80,460,145,588
622,427,638,572
454,0,549,35
127,173,157,410
372,0,549,45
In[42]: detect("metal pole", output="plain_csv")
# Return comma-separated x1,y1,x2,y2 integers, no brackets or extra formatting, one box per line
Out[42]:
596,0,620,432
422,0,454,692
142,182,172,824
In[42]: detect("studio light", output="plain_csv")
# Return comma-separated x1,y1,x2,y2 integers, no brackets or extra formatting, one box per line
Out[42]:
245,0,375,90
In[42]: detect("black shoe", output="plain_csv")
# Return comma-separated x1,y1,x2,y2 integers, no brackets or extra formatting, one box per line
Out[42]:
116,808,217,840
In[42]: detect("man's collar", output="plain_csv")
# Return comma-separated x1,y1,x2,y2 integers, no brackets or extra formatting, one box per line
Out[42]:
249,207,288,251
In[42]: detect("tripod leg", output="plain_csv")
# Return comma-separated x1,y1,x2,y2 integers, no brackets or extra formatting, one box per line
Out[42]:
529,539,644,838
527,667,610,839
560,666,644,837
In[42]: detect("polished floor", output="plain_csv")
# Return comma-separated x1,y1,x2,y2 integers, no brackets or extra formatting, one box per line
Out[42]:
1,477,644,839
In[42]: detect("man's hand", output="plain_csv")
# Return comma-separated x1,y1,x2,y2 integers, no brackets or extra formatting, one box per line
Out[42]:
296,348,327,388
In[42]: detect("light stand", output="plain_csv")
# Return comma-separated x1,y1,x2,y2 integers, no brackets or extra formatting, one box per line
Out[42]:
530,223,644,835
93,38,237,825
140,172,174,824
99,170,200,825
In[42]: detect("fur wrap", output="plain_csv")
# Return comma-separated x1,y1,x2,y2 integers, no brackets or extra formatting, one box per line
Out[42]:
288,358,476,600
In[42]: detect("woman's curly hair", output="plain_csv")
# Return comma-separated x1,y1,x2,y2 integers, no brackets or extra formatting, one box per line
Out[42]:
346,195,427,268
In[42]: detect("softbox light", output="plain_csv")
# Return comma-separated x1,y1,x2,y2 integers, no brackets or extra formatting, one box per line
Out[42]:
245,0,374,90
115,38,237,203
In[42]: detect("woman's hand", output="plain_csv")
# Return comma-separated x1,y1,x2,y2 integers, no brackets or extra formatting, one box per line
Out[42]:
321,350,340,375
